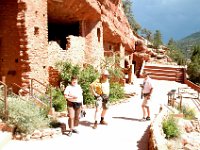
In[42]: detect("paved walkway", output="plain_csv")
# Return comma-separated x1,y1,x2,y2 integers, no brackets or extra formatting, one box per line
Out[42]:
1,79,199,150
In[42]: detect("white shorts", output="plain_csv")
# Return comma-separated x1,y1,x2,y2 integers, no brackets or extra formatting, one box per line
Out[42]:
142,96,151,107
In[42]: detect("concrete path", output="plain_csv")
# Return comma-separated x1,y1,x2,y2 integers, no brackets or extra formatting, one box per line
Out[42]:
1,79,198,150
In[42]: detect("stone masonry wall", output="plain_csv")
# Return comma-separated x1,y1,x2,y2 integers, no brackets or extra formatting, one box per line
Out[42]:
48,36,85,86
22,0,49,90
84,20,104,69
48,36,85,67
0,1,21,88
1,0,139,91
0,0,49,92
149,107,168,150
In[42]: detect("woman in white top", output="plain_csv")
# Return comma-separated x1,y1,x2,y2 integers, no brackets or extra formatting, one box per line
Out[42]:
64,76,83,136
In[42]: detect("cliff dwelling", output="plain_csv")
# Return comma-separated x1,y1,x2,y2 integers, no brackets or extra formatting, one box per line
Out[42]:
0,0,144,93
48,22,80,50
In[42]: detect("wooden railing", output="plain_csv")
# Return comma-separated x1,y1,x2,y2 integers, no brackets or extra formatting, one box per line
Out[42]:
184,79,200,100
29,78,52,111
0,81,8,120
12,78,52,113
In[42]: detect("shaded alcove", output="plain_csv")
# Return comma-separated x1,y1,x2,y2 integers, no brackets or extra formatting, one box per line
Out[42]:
48,22,80,50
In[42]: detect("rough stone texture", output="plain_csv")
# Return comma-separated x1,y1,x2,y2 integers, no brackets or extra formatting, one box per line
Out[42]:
1,0,140,91
149,107,168,150
0,0,48,92
14,128,62,141
48,66,60,87
48,36,85,67
0,1,21,89
0,0,173,92
149,106,200,150
23,0,48,90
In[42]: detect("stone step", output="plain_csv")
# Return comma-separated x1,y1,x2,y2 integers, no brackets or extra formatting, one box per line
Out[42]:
0,131,12,150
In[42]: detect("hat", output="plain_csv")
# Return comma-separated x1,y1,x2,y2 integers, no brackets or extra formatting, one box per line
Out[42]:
101,69,109,76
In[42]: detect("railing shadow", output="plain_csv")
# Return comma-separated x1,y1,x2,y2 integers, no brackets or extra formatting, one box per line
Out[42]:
137,125,150,150
112,116,142,122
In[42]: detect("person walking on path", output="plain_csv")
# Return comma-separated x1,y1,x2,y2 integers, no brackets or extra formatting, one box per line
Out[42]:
141,72,153,121
64,76,83,136
90,69,110,129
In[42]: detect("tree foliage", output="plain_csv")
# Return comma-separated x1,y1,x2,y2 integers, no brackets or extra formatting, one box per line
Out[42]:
141,28,153,42
153,30,163,48
122,0,141,32
187,45,200,84
167,38,186,65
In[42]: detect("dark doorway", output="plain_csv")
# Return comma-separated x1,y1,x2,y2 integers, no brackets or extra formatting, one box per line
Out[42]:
48,22,79,50
132,60,136,74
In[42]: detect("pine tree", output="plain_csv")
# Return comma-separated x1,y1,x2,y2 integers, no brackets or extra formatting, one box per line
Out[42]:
167,38,186,65
187,45,200,84
141,28,153,42
122,0,141,32
153,30,163,48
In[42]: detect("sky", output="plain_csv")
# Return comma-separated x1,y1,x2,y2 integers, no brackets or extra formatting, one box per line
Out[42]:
131,0,200,43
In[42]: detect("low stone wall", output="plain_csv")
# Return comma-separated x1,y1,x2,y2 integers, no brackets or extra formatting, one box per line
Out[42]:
149,105,200,150
149,106,169,150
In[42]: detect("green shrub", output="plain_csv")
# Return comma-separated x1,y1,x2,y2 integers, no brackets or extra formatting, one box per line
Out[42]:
175,104,196,120
56,61,126,105
109,68,124,83
162,115,180,139
109,82,125,103
0,97,50,134
56,62,99,105
181,105,196,120
79,65,99,105
55,61,81,87
52,88,66,112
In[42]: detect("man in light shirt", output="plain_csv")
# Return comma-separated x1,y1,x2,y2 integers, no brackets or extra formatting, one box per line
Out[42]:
90,69,110,129
141,72,153,121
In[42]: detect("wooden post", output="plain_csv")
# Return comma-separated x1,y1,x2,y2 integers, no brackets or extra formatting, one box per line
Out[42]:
179,94,182,112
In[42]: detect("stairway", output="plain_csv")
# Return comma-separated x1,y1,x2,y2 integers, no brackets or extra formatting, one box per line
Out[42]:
143,64,185,83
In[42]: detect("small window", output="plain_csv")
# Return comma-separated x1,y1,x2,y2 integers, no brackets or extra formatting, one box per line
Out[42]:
109,45,112,50
97,28,100,42
34,26,39,35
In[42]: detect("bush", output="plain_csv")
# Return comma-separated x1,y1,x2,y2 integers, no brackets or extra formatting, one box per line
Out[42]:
55,61,81,87
56,62,99,105
162,115,180,139
181,105,196,120
52,88,66,112
79,65,99,105
0,97,50,134
56,61,126,105
109,82,125,103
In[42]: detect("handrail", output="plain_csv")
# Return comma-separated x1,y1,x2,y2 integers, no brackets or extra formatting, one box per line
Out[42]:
12,83,30,95
29,78,52,111
12,79,52,110
0,81,8,120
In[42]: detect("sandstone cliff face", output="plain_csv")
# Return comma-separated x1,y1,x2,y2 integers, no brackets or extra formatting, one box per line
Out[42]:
0,0,142,89
48,0,137,51
99,0,136,51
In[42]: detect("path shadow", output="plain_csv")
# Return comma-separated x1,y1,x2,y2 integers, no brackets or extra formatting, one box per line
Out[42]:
62,130,72,136
112,116,141,122
79,120,93,127
137,125,150,150
55,122,72,136
59,123,68,133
